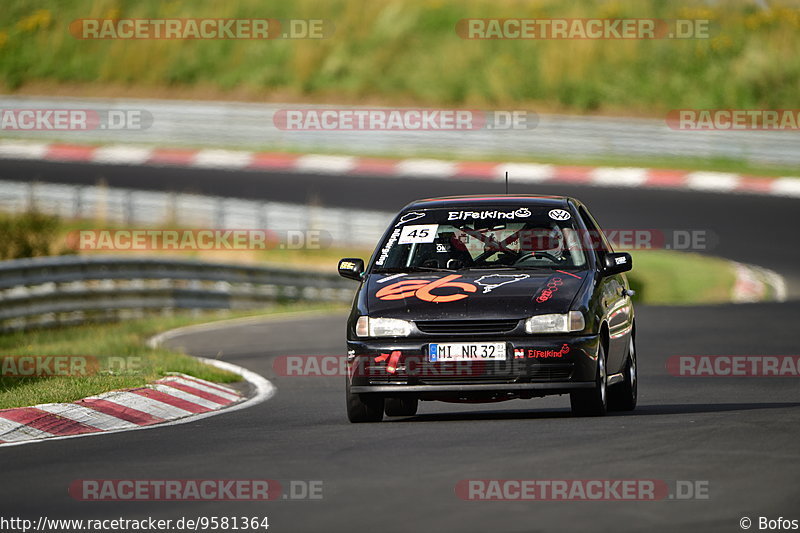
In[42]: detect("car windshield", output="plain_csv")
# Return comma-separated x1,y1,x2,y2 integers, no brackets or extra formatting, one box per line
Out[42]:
372,205,588,272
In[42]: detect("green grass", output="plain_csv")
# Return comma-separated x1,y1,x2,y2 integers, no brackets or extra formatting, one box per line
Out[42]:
1,0,799,117
0,302,344,409
627,250,737,305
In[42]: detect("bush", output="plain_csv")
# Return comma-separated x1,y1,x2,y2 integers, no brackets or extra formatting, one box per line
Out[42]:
0,211,74,260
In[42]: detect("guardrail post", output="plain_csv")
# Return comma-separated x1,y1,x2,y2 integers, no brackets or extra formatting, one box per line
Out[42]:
168,192,178,225
258,202,268,232
215,197,226,228
73,186,83,219
27,181,36,212
124,190,134,225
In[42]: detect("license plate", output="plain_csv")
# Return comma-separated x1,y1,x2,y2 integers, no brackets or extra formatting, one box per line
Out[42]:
428,342,506,362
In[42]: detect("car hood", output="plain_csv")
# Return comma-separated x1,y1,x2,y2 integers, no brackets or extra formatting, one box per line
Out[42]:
364,270,588,320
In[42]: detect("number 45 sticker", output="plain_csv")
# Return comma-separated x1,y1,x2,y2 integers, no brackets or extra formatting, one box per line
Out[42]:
398,224,439,244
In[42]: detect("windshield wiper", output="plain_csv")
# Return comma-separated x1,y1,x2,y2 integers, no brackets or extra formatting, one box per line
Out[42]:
466,265,554,271
465,266,517,270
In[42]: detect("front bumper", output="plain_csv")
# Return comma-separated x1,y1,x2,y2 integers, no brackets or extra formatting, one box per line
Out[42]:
350,382,595,394
347,334,600,397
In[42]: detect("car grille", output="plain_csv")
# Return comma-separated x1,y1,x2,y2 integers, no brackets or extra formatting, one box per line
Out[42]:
529,365,573,381
415,319,520,335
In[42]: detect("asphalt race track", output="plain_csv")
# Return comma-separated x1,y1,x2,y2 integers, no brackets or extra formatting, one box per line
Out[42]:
1,159,799,532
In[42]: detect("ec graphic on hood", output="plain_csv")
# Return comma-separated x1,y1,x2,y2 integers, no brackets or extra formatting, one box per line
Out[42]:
364,271,587,320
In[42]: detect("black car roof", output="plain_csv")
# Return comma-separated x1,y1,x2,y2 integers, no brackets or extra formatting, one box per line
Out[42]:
403,194,575,210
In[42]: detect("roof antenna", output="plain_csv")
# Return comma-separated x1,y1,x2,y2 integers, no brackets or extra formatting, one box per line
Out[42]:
505,171,509,194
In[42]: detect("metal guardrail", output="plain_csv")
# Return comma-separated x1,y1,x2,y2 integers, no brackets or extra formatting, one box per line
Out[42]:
1,95,798,166
0,255,355,332
0,179,392,249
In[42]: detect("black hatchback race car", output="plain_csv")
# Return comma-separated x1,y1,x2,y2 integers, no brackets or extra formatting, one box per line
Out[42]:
338,195,636,422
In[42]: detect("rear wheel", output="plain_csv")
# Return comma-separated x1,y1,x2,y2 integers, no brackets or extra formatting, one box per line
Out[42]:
608,335,637,411
385,396,418,417
570,343,608,416
346,380,384,423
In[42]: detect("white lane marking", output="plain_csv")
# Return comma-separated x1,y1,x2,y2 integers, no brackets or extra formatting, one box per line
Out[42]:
92,145,153,165
590,167,649,187
685,171,741,191
36,403,137,431
150,383,225,409
160,376,240,402
395,159,457,178
91,391,193,419
193,149,253,169
0,141,49,159
295,154,356,174
494,163,554,182
0,417,55,442
771,177,800,198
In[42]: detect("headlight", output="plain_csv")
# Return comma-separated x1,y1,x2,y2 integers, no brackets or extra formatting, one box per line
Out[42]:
524,311,585,334
355,316,412,338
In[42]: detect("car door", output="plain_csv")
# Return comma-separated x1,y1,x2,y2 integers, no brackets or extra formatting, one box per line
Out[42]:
577,204,633,374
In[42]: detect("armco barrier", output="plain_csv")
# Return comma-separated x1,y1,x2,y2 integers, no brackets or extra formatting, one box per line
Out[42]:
0,179,391,249
1,96,798,165
0,255,355,332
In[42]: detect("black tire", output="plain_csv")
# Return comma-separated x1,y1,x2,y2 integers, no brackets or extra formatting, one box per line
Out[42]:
608,335,638,411
384,396,418,417
570,343,608,416
346,380,384,423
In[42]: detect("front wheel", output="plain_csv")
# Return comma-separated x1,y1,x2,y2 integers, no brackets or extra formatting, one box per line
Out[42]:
608,335,637,411
346,380,384,423
570,343,608,416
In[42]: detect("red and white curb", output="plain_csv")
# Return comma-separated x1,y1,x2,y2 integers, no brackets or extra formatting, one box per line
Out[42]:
732,262,788,303
2,139,800,198
0,359,274,448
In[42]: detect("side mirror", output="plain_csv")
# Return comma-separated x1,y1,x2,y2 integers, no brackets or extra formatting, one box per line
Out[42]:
602,252,632,275
338,258,365,281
